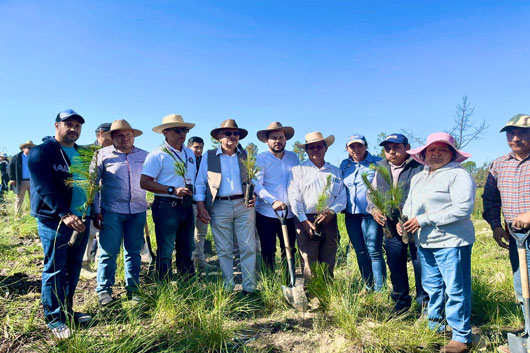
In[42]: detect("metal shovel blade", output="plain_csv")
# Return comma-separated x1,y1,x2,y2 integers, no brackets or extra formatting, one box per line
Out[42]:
508,333,529,353
282,284,308,312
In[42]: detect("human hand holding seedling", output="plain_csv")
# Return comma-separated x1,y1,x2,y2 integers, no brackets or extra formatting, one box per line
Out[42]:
372,209,387,226
63,214,86,232
402,217,420,233
315,209,334,225
173,187,192,197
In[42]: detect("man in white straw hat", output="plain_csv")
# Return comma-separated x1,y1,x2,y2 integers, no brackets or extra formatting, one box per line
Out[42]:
254,122,299,271
194,119,258,295
141,114,197,279
91,119,148,305
288,131,346,282
8,140,36,215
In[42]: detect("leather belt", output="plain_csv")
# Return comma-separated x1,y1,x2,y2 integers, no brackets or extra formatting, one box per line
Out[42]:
154,195,184,205
215,194,244,201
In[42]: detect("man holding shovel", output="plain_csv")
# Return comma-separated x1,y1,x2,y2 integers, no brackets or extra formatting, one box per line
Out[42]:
367,133,428,316
254,122,299,271
92,119,147,306
483,114,530,353
28,109,91,339
288,132,346,282
141,114,197,279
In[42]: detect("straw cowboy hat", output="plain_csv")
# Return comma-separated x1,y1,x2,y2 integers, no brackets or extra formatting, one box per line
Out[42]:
103,119,143,139
407,132,471,165
256,122,295,143
210,119,248,140
19,141,36,150
152,114,195,133
295,132,335,149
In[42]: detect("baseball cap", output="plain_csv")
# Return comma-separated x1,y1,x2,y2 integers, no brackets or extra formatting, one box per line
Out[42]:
95,122,112,134
0,152,7,158
55,109,85,124
500,114,530,132
346,134,367,146
379,133,409,146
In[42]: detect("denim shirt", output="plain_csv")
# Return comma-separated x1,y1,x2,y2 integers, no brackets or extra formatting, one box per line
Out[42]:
340,152,382,214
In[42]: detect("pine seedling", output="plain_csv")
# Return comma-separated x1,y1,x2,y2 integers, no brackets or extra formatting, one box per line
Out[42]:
161,146,187,178
316,174,333,215
242,145,261,184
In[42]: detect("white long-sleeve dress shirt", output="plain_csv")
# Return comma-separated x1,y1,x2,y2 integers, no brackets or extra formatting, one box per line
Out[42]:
254,150,300,219
287,159,347,222
194,147,244,201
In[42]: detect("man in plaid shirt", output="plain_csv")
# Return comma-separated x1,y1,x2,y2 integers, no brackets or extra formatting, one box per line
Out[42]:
483,114,530,342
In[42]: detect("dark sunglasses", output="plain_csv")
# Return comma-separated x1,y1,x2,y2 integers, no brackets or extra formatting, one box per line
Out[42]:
307,144,324,151
221,131,240,137
167,127,190,134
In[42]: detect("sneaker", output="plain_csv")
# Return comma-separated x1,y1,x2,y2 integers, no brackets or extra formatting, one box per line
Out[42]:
197,261,216,272
73,312,92,324
98,292,114,306
48,322,72,340
127,291,142,304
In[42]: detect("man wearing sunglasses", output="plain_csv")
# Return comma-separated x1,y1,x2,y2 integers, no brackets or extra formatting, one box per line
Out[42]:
288,132,346,282
195,119,258,295
141,114,197,279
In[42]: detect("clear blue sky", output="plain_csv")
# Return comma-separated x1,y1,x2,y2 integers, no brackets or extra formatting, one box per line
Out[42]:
1,0,529,166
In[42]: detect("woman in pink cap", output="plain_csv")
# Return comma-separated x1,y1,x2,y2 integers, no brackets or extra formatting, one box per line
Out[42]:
398,132,476,353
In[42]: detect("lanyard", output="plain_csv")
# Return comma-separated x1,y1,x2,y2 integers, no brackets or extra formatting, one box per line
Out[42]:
164,142,188,167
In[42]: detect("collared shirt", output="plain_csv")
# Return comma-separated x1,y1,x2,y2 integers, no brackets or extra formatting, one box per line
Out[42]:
287,159,346,222
339,152,382,214
142,143,197,199
483,152,530,229
93,145,148,214
194,146,244,201
21,153,30,179
402,162,476,248
254,150,300,218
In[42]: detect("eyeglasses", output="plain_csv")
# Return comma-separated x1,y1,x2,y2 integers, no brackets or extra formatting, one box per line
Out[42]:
221,131,240,137
167,127,190,134
307,144,324,151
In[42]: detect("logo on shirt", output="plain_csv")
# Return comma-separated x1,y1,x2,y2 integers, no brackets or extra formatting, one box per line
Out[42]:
53,164,69,173
188,157,194,164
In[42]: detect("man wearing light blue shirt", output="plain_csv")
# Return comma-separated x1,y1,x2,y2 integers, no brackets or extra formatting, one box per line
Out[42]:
254,122,299,270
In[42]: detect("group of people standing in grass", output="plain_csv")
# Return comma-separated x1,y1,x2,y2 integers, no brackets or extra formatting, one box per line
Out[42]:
18,108,530,353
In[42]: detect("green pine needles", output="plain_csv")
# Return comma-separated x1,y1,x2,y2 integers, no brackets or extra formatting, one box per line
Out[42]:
64,145,102,219
161,146,187,178
242,145,261,183
316,174,333,215
361,165,403,218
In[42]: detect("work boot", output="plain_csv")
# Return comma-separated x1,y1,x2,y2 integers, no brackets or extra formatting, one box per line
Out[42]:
440,340,471,353
98,292,114,306
195,259,216,272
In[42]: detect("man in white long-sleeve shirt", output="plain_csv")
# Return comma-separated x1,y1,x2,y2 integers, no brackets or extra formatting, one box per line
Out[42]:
254,122,300,270
288,132,347,281
194,119,257,294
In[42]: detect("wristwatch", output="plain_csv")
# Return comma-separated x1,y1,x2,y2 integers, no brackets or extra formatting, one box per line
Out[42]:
167,186,175,195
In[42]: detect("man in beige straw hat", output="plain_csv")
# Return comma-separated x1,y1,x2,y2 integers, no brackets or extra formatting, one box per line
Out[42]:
194,119,258,295
254,122,299,271
288,132,346,282
91,119,148,305
8,140,36,214
141,114,197,279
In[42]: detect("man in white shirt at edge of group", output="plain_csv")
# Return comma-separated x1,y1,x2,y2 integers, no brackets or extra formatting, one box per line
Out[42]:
254,122,300,273
140,114,197,280
194,119,258,295
287,132,347,283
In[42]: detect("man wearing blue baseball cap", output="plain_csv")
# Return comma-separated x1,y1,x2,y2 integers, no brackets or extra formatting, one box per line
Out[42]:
28,109,91,339
367,133,428,315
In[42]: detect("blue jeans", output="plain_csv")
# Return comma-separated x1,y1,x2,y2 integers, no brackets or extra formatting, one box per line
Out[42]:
151,197,195,279
418,245,473,344
345,213,387,291
509,233,530,331
38,217,90,324
96,210,146,295
384,234,428,309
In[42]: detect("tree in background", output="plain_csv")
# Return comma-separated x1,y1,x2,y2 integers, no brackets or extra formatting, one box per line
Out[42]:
210,136,220,149
292,141,306,163
448,95,488,149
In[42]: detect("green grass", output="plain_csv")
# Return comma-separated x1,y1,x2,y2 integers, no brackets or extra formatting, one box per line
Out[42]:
0,191,522,352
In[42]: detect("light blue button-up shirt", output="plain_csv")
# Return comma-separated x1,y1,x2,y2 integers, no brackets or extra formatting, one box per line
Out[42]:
340,152,382,214
93,145,148,214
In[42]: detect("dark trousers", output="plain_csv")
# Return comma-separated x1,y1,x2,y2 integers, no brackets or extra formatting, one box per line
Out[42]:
38,217,90,324
255,212,297,270
151,197,195,279
384,234,428,309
